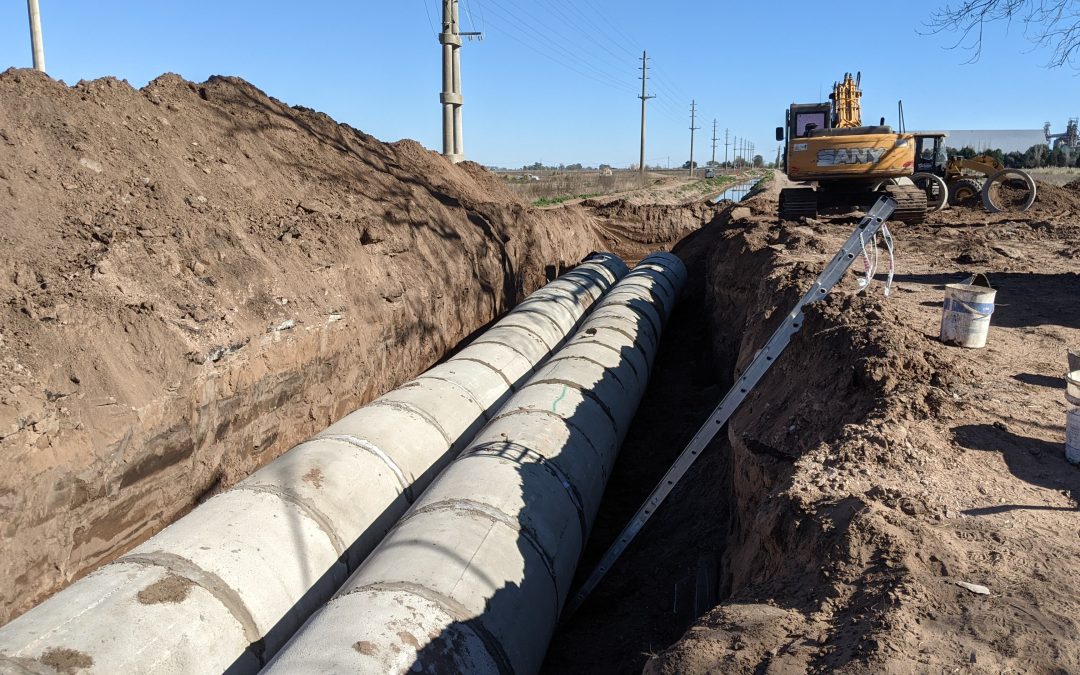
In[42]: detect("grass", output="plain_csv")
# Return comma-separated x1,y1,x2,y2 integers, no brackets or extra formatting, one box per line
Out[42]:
1027,167,1080,186
504,171,647,202
532,193,601,207
675,173,740,196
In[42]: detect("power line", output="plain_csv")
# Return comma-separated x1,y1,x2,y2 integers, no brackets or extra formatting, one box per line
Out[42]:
487,0,635,89
549,0,640,59
422,0,438,36
577,0,642,55
474,1,637,94
542,0,636,71
472,3,637,94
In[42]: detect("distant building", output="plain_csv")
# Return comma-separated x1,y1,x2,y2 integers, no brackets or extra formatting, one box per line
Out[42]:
941,129,1046,153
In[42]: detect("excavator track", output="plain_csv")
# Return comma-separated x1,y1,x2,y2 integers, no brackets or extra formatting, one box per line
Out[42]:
778,187,818,221
882,184,927,223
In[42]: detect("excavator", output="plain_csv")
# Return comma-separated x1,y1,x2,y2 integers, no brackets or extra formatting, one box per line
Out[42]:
777,72,1036,220
776,72,928,222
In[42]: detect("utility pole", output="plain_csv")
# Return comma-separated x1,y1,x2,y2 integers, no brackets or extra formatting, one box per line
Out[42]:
439,0,481,163
724,128,730,168
732,135,738,169
26,0,45,72
638,50,655,180
688,100,699,177
710,119,718,167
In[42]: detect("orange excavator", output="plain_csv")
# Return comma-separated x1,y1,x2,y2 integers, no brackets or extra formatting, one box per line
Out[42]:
776,72,928,222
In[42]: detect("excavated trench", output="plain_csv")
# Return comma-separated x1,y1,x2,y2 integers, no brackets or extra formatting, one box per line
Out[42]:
543,217,743,673
545,197,887,673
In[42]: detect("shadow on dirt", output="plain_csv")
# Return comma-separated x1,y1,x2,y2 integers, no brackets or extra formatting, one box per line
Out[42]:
1013,372,1067,389
891,272,1080,330
952,423,1080,504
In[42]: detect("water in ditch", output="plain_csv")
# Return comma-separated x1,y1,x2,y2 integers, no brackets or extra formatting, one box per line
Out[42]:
712,179,758,203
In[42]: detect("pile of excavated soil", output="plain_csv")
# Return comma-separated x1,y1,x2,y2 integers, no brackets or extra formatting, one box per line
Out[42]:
0,69,601,624
926,178,1080,225
547,173,1080,672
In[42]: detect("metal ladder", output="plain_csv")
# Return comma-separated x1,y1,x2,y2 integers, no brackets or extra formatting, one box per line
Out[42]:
563,195,897,617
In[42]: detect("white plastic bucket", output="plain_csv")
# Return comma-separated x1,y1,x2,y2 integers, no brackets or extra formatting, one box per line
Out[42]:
1067,370,1080,407
1067,408,1080,465
940,282,997,349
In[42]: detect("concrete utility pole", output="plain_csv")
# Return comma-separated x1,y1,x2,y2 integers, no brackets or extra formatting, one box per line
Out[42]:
439,0,481,163
638,50,655,179
26,0,45,72
688,100,699,177
710,119,718,166
732,135,738,168
724,128,730,168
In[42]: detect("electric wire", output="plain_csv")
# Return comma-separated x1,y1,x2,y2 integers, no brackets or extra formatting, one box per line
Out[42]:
492,0,635,87
472,2,638,95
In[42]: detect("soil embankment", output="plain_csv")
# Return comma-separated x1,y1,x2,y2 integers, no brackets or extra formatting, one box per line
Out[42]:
549,176,1080,672
0,69,601,624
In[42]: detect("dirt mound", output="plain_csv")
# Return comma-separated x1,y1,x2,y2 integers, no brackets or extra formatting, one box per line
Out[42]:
0,68,601,623
1028,179,1080,216
644,192,1080,672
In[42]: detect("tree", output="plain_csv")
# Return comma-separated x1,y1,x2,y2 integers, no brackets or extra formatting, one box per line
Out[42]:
753,155,765,168
1022,143,1049,168
946,145,979,159
681,160,698,169
925,0,1080,69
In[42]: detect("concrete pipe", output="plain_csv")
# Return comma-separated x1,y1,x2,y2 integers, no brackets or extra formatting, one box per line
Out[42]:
0,254,628,675
264,253,687,675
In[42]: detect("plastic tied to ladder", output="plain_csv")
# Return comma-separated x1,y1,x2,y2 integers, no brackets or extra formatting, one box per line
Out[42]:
857,221,895,296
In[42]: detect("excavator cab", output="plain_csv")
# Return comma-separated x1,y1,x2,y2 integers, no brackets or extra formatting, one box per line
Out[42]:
776,103,831,141
913,133,948,175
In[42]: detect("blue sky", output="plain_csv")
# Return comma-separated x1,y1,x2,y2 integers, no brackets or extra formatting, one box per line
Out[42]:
1,1,1076,168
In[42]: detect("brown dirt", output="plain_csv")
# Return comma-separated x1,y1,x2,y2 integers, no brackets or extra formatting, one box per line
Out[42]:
136,574,195,604
5,66,1080,673
546,173,1080,673
39,647,93,673
0,68,601,624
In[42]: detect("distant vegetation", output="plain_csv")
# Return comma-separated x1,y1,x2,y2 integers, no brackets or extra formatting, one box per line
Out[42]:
532,193,601,207
947,144,1080,169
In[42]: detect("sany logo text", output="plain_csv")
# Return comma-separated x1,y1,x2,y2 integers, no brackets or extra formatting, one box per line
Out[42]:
816,147,886,166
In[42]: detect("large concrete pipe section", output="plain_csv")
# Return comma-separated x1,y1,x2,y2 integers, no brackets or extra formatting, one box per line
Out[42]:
0,254,628,675
264,253,687,675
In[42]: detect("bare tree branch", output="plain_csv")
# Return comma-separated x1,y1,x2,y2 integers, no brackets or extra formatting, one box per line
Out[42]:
922,0,1080,69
